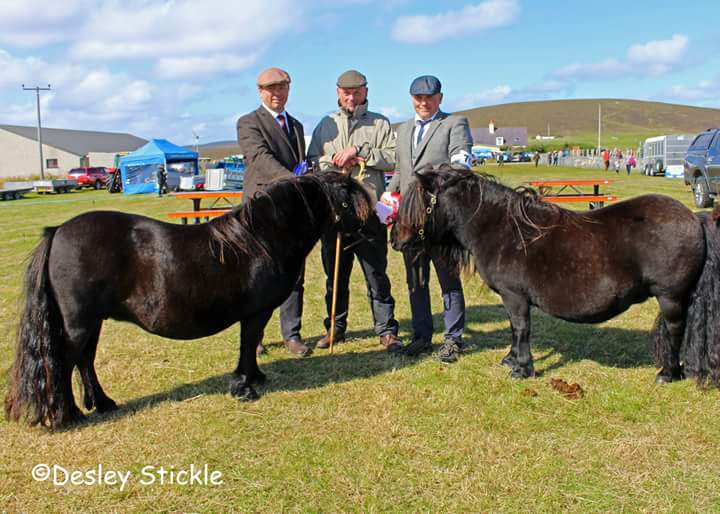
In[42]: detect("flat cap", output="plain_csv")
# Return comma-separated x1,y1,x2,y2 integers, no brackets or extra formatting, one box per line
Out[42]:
410,75,442,95
336,69,367,88
256,67,291,87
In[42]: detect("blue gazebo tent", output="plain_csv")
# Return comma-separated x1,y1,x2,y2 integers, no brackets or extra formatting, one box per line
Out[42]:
119,139,198,194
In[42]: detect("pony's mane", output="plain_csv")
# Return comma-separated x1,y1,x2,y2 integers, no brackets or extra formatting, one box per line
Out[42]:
400,164,575,274
207,173,371,265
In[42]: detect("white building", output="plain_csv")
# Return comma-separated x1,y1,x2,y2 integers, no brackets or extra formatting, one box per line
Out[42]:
0,125,146,179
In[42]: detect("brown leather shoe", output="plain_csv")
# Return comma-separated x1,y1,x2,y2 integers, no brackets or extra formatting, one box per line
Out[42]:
316,332,346,349
256,342,266,356
379,334,403,353
284,338,312,358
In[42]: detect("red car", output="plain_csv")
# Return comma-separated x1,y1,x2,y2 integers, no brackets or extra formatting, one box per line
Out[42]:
67,166,109,189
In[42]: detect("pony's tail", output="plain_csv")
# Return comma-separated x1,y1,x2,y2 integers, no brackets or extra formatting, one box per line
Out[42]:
5,227,69,429
680,213,720,385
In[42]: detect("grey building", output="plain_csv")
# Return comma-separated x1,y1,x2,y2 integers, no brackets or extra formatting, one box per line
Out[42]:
0,124,146,178
470,120,528,148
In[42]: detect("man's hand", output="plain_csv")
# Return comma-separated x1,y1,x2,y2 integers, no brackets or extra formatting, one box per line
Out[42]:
333,146,359,169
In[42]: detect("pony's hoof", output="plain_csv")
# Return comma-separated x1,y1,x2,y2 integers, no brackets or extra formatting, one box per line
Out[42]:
511,366,535,379
231,385,259,402
655,367,685,384
501,353,517,368
229,378,259,401
96,397,118,413
655,373,673,384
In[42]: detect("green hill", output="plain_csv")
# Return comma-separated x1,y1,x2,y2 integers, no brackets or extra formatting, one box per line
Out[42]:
200,99,719,157
456,98,719,149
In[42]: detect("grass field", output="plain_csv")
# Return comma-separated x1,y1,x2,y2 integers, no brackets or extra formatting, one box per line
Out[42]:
2,165,720,513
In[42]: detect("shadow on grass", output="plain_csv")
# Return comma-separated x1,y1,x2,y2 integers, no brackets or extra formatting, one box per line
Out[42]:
76,345,416,429
461,304,656,376
76,304,658,428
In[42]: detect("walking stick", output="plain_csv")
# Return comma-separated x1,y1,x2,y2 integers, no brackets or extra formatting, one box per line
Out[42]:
328,159,366,354
328,230,342,354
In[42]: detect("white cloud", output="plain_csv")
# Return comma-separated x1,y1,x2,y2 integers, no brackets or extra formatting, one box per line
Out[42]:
553,58,628,80
664,79,720,102
627,34,688,64
455,81,571,109
0,0,90,46
457,85,513,109
391,0,518,44
70,0,295,80
378,106,406,121
0,50,84,88
0,48,158,130
155,53,261,80
552,34,690,81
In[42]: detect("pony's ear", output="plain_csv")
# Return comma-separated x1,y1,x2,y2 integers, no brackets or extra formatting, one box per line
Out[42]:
415,168,436,190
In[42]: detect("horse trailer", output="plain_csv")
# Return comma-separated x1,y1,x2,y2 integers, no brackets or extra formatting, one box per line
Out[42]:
640,134,695,177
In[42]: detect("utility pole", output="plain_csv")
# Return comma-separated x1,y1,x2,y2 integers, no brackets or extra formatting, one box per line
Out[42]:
192,131,199,154
597,103,602,154
22,84,52,180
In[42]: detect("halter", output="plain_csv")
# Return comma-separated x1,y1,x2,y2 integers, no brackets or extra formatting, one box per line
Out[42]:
417,192,437,241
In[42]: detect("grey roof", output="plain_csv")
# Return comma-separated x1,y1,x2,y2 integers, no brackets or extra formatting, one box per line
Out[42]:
471,127,528,147
0,124,147,156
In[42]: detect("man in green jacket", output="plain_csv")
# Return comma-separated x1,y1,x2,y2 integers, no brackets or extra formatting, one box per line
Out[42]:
307,69,402,352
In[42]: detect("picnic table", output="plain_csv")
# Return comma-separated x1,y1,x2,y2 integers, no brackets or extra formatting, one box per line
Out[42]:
168,190,244,224
528,179,617,209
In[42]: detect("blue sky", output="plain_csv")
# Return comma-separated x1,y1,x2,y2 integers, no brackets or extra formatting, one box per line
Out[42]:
1,0,719,145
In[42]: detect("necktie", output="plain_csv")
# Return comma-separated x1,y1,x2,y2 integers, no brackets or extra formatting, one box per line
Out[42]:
415,119,432,147
277,114,289,135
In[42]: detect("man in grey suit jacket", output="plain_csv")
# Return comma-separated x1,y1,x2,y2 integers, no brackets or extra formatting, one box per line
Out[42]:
236,67,310,358
387,75,473,363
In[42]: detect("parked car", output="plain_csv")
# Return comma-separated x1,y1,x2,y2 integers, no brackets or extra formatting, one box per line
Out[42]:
510,151,532,163
67,166,109,189
684,128,720,207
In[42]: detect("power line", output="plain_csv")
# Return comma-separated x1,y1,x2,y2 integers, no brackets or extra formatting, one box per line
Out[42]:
22,84,52,180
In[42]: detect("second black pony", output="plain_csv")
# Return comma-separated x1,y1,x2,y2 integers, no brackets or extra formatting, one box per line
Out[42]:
5,172,372,429
393,164,720,384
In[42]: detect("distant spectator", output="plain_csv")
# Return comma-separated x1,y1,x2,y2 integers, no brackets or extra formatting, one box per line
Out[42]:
157,164,167,197
533,151,540,167
613,149,622,174
626,154,636,175
602,148,610,171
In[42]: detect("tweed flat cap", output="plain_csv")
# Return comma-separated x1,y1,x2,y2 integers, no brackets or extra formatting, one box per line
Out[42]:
256,67,291,87
336,69,367,88
410,75,442,95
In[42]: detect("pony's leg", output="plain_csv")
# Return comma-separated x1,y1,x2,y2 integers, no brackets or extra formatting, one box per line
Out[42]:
654,296,686,383
500,347,518,368
62,360,84,424
230,309,273,401
502,294,535,379
77,324,118,413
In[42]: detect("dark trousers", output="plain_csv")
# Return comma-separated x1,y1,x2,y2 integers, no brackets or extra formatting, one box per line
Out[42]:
279,264,304,340
402,250,465,342
320,218,398,336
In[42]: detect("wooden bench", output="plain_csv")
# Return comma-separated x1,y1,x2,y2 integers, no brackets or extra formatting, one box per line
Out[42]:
528,179,617,209
167,208,231,224
542,194,618,209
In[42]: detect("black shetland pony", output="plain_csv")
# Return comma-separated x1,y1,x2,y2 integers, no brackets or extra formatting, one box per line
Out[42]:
393,164,720,384
5,172,372,429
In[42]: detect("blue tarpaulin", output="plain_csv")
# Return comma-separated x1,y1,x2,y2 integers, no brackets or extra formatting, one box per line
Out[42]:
119,139,199,194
